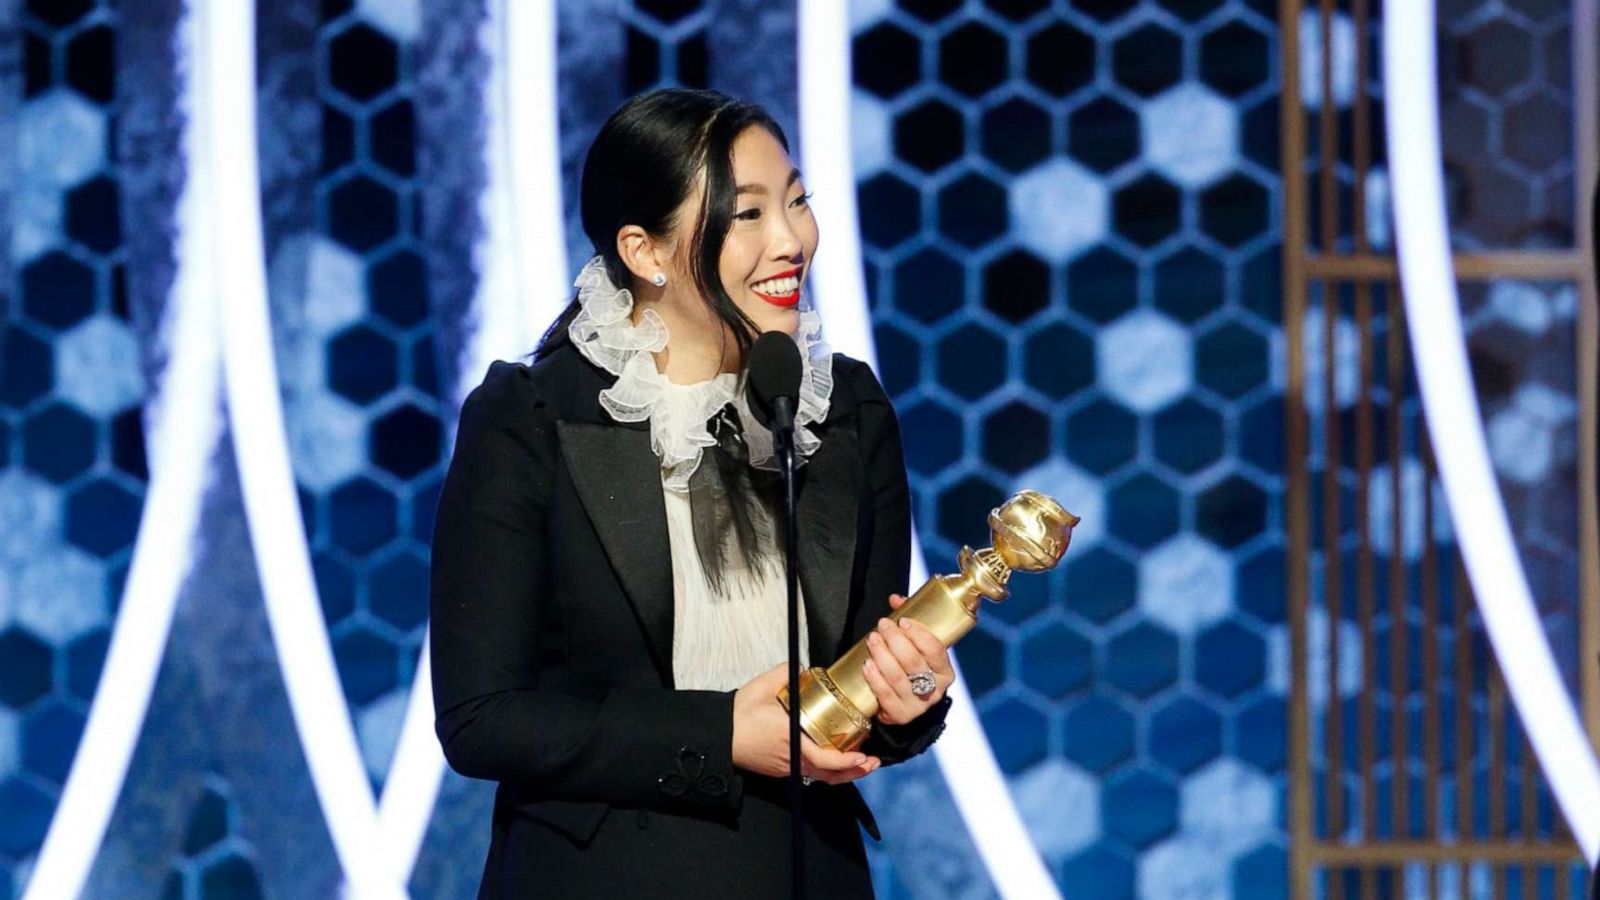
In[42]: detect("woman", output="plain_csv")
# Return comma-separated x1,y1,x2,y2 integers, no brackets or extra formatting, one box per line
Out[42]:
429,88,954,897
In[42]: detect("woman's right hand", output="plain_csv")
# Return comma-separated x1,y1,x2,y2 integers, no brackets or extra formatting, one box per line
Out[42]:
732,663,881,785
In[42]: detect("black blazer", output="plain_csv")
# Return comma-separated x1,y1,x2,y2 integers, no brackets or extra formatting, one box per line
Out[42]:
429,339,951,898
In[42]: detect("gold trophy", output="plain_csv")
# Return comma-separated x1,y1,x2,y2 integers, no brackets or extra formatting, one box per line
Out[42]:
779,490,1079,752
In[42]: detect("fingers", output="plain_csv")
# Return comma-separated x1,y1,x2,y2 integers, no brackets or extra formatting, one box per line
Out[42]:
865,629,917,724
747,672,886,783
893,617,952,703
798,739,879,784
868,621,914,680
799,740,881,785
877,618,930,679
894,618,953,677
866,617,954,722
804,758,879,785
862,652,912,724
799,738,869,773
887,593,907,610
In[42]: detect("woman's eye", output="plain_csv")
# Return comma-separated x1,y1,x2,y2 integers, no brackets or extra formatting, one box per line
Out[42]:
790,192,813,208
735,208,761,221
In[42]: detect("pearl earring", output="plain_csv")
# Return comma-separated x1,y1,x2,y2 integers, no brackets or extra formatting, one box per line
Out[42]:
651,273,667,287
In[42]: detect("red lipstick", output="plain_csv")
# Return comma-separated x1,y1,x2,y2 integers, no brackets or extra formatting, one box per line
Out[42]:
751,266,803,308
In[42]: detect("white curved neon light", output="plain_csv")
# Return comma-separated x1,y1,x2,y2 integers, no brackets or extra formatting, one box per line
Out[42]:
501,0,571,336
461,0,570,403
22,5,226,894
374,633,442,872
797,3,1062,897
1384,0,1600,860
206,1,404,896
371,0,574,875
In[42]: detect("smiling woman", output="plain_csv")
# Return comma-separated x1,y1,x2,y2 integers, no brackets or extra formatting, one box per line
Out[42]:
427,88,953,898
579,91,819,383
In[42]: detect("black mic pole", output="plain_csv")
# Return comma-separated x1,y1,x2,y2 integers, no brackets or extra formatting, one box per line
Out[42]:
773,394,804,900
746,330,808,899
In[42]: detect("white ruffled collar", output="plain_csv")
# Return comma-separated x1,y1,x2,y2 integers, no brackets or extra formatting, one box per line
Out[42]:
567,256,833,491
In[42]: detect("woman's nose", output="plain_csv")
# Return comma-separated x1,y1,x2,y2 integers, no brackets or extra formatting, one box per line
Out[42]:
770,219,803,261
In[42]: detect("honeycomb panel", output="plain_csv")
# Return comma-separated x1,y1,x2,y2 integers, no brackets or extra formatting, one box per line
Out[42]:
1460,280,1584,683
274,0,449,791
1292,282,1582,879
1434,0,1574,247
851,2,1287,892
158,776,268,900
5,2,1576,896
623,0,711,92
1,1,145,887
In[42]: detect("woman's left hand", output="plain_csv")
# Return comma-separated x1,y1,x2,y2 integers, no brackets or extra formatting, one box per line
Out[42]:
861,594,953,725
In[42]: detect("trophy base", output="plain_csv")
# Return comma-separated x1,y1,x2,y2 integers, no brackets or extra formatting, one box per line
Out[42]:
778,667,874,753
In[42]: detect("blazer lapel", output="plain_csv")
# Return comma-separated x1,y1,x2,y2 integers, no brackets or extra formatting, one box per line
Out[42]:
557,413,863,678
795,419,860,666
556,420,675,684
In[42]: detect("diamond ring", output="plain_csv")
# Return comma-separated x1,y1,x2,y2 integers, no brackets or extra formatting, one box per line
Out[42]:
908,671,938,698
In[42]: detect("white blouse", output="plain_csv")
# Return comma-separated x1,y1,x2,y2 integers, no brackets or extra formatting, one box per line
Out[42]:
662,469,809,691
563,254,832,692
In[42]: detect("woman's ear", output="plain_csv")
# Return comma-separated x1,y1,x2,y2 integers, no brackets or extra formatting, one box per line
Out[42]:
615,225,664,287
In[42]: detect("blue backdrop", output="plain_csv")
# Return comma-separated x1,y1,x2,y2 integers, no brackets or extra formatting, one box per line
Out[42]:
0,0,1584,897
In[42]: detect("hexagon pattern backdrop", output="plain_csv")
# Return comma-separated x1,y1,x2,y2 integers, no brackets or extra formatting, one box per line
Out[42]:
0,0,1585,898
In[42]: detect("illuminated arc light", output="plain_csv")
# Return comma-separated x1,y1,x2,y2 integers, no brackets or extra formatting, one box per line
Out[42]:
374,0,571,875
499,0,572,337
1383,0,1600,861
458,0,570,406
373,632,442,877
796,3,1064,898
205,0,404,896
22,3,228,895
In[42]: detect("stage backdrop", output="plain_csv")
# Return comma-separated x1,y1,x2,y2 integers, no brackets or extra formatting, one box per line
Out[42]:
0,1,1593,898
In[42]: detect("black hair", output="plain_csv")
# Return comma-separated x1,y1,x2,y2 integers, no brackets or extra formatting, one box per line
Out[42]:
537,89,797,591
537,88,790,368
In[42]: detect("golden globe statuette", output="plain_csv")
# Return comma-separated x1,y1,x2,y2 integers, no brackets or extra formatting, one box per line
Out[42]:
779,490,1079,753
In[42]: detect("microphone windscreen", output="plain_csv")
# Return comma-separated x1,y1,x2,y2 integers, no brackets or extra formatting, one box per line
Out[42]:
746,331,804,428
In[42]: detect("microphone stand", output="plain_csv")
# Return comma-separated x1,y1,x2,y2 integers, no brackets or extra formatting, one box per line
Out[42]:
771,395,804,900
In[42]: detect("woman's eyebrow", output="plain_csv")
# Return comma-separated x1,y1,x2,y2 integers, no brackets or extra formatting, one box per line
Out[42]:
735,168,804,195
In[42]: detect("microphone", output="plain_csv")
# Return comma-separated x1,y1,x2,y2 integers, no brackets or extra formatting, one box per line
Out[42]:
746,330,807,899
746,330,804,443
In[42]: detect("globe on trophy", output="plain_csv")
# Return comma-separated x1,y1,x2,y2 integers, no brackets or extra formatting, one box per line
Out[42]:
779,490,1079,752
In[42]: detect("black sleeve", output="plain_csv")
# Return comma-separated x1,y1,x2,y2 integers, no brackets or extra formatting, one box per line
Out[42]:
429,361,741,813
840,359,952,765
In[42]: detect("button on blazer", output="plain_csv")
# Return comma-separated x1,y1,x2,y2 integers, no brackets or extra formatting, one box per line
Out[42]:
429,336,951,898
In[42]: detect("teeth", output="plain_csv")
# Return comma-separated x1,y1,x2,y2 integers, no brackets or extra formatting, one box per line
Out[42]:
752,275,799,295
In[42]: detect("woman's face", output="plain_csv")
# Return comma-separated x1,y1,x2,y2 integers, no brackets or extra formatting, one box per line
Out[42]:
657,125,818,343
714,126,819,338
